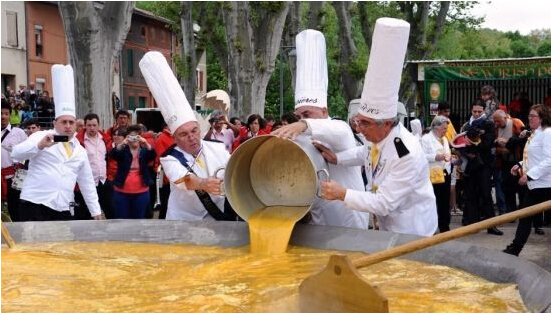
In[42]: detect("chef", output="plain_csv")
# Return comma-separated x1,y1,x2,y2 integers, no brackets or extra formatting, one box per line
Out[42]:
11,65,103,221
139,51,237,221
272,29,369,229
319,18,437,236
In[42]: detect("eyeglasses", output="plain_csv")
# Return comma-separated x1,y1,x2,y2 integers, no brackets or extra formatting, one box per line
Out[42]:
354,119,377,129
528,114,539,119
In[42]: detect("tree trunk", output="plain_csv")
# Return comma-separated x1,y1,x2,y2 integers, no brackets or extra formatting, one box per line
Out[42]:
398,1,451,112
284,1,302,94
59,1,134,128
358,2,372,48
332,1,362,103
222,2,290,118
307,2,325,30
180,1,196,107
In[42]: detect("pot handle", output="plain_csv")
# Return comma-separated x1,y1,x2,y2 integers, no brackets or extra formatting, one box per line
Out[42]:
316,169,330,198
214,167,226,196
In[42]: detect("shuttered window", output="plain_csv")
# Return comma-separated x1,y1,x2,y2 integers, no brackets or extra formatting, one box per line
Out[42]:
6,11,18,46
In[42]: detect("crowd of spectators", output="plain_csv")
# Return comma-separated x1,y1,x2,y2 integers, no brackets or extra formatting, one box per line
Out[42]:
2,84,55,129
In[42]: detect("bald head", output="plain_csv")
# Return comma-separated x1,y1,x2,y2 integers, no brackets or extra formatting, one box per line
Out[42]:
492,110,508,128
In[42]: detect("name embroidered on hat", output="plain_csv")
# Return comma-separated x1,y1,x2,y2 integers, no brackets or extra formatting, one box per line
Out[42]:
296,97,318,104
167,115,178,123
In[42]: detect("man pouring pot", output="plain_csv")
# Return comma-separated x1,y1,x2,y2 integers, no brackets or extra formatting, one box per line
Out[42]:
318,18,437,237
139,51,238,221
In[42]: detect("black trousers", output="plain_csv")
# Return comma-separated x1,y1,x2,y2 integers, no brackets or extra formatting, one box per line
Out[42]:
6,179,22,221
19,200,73,221
73,181,108,220
432,171,451,233
463,165,495,225
501,165,524,213
158,183,170,219
512,187,551,249
103,180,115,219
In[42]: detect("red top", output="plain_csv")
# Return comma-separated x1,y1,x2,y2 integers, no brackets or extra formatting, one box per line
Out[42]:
113,151,149,194
154,129,175,185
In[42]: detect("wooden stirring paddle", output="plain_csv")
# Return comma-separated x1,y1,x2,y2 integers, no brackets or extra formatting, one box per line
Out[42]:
1,222,16,248
299,200,551,313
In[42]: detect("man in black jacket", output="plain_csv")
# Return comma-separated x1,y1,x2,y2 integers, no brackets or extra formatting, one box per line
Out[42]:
460,99,503,235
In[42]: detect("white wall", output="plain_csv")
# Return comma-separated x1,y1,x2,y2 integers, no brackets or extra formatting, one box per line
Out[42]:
1,1,27,87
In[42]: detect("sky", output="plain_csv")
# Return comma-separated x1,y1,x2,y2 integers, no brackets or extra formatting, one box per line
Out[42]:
471,1,551,35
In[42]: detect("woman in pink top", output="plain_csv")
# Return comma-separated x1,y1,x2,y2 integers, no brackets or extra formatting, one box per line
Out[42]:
109,124,156,218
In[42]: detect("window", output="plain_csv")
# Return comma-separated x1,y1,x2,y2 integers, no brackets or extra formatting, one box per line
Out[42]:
34,25,43,58
128,96,136,110
127,49,134,77
6,11,18,46
35,77,46,94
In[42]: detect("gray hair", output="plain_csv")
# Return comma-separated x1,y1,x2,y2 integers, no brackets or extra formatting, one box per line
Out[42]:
430,115,449,130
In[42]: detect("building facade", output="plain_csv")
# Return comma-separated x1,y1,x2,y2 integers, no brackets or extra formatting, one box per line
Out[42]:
1,1,27,93
4,3,207,119
25,1,68,96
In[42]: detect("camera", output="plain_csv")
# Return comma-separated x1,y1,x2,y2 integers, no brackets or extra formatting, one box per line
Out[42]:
53,135,69,142
128,135,140,142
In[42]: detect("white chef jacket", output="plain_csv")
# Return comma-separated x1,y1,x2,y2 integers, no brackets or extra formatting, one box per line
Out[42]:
161,140,230,221
11,130,102,217
522,127,551,190
302,118,370,229
337,124,437,236
1,124,27,171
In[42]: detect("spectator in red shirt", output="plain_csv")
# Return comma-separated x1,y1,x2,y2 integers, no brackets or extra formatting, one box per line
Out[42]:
109,124,156,219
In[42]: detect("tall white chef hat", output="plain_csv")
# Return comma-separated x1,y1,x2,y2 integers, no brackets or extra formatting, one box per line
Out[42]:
51,64,76,119
139,51,196,134
294,29,328,109
358,18,410,120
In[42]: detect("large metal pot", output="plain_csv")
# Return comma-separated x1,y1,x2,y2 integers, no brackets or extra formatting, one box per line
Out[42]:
3,220,550,312
224,135,328,221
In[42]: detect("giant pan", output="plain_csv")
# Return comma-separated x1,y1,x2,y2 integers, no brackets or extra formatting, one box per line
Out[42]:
3,220,550,312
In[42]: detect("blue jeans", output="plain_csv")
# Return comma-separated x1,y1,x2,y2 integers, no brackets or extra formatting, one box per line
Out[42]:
494,169,506,214
113,190,150,219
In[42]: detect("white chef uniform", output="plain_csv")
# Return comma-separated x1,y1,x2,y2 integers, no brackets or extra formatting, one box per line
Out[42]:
139,51,229,221
295,29,369,229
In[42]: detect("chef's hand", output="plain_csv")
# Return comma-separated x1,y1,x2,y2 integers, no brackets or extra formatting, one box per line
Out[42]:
321,179,346,201
93,214,105,220
271,121,307,140
37,133,56,150
184,175,223,194
202,177,224,195
313,141,337,164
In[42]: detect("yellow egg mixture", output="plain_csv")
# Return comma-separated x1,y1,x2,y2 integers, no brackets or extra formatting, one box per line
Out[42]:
1,206,528,312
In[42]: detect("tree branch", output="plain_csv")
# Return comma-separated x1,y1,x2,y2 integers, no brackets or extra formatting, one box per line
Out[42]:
358,2,372,48
425,1,450,58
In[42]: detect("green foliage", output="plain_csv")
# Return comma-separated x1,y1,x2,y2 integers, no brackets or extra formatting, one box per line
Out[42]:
537,41,551,56
139,1,551,119
206,47,227,91
136,1,181,34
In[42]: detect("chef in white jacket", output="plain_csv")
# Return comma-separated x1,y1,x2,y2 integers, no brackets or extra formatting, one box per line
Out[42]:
11,65,103,221
272,29,369,229
139,52,234,221
319,18,437,237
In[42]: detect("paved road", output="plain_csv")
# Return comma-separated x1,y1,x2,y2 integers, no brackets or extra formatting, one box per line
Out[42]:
449,214,551,271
